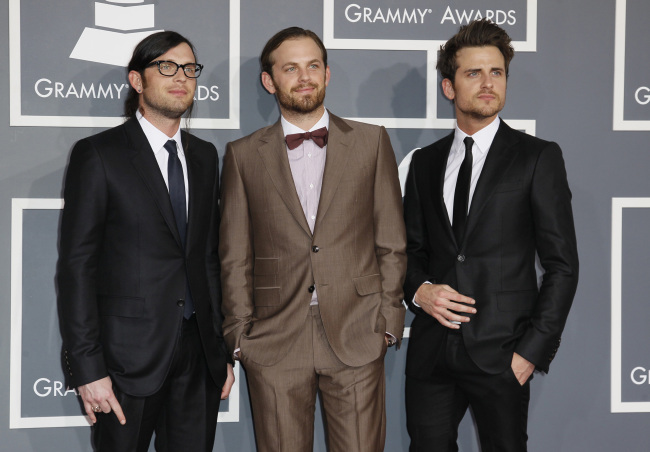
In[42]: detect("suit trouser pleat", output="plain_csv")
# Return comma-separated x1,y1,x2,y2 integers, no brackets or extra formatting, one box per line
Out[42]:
243,305,386,452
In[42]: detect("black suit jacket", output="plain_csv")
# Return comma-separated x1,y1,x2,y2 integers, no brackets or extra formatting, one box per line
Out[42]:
57,117,228,396
403,120,579,377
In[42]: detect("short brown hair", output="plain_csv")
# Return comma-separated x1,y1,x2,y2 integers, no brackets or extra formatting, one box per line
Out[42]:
260,27,328,76
437,19,514,83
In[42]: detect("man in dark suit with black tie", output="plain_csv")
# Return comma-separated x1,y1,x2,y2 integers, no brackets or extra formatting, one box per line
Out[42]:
57,31,234,452
403,19,579,451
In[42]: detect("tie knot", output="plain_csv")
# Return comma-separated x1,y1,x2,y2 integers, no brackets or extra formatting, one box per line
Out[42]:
463,136,474,152
164,140,178,156
285,127,329,150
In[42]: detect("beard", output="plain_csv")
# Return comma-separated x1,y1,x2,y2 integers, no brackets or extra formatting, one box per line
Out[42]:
274,81,326,115
457,90,505,120
140,79,194,120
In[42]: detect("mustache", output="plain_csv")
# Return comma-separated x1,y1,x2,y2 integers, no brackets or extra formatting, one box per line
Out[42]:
292,83,319,92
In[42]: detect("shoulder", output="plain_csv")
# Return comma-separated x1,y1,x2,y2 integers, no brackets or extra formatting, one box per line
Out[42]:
500,121,560,155
228,122,279,152
181,130,218,165
411,131,454,163
329,113,381,137
81,121,129,147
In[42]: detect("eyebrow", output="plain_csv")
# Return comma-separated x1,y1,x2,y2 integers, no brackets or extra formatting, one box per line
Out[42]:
281,59,322,68
463,66,504,73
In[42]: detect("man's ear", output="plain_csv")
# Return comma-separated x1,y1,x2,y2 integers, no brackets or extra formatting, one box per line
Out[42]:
128,71,143,93
441,78,455,101
261,72,276,94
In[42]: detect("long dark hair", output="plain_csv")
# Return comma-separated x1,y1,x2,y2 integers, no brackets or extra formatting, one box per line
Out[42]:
124,31,198,118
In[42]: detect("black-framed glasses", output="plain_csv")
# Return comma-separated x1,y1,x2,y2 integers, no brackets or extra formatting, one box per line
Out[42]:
147,60,203,78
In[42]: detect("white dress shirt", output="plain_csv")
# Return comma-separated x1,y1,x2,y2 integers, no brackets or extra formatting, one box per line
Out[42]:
414,116,500,312
443,116,500,223
137,111,189,215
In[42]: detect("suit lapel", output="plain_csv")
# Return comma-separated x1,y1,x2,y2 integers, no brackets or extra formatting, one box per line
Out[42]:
464,121,519,240
183,131,201,251
430,133,457,246
257,121,312,236
315,113,351,227
125,117,184,249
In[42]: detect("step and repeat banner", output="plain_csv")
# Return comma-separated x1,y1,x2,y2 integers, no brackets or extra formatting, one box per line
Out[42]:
2,0,650,451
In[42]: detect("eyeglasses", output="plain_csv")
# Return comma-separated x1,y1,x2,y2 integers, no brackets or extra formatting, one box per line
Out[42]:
146,60,203,78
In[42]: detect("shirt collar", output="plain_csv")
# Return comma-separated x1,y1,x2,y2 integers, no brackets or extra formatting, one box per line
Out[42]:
281,109,330,137
136,111,184,156
452,116,500,156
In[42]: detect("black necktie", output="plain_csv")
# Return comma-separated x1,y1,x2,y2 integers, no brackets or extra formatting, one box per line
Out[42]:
164,140,193,318
452,137,474,244
285,127,328,150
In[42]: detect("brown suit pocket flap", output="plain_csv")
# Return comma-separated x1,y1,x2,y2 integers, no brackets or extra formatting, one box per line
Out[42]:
98,295,145,318
254,258,279,275
353,274,382,296
253,287,281,306
496,290,536,312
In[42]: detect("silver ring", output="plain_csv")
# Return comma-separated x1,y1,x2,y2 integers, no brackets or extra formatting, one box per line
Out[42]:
92,405,101,413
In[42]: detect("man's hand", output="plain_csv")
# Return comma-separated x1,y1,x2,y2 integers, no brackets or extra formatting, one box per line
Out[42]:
221,363,235,400
511,353,535,385
78,376,125,425
414,283,476,328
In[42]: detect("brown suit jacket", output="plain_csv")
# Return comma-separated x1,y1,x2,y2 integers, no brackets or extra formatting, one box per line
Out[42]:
219,112,406,367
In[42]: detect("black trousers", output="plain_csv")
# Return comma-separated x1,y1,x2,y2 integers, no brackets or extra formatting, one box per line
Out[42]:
406,329,531,452
92,316,221,452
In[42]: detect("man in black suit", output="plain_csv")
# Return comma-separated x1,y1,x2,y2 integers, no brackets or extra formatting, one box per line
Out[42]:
57,31,234,452
403,19,579,451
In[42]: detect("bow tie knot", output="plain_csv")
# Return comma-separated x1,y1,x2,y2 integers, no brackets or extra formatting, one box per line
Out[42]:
285,127,328,150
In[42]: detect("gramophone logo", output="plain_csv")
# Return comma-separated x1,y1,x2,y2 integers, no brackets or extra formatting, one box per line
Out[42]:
70,0,162,67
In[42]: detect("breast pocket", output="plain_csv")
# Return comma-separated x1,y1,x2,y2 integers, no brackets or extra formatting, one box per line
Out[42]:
253,258,280,307
494,180,522,193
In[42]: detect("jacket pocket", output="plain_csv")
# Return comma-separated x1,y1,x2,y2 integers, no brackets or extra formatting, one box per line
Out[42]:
494,180,522,193
98,295,145,318
254,257,279,275
353,274,382,296
253,287,281,307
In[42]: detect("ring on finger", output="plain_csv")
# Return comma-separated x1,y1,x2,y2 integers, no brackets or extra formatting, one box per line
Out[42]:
92,405,101,413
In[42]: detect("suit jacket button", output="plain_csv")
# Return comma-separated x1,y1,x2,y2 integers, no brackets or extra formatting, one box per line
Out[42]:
312,246,320,253
457,254,465,262
308,285,315,293
177,299,185,307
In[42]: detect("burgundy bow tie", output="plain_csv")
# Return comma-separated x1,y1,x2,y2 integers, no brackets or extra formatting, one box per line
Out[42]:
285,127,328,150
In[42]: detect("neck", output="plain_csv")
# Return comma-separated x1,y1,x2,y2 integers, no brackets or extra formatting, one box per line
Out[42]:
280,105,325,131
456,114,496,136
140,108,182,138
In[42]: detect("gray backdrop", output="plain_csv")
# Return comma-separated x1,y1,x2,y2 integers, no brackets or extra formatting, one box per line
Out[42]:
2,0,650,450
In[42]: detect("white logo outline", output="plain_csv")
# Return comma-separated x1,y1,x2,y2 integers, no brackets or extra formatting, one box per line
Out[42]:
9,0,241,129
10,198,240,429
322,0,537,133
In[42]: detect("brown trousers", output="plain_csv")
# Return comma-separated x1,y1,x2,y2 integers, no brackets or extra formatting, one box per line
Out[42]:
242,305,387,452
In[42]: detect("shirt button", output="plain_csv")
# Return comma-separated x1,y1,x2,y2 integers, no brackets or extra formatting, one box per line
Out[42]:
311,215,315,220
310,184,314,189
308,153,312,157
457,254,465,263
312,246,320,253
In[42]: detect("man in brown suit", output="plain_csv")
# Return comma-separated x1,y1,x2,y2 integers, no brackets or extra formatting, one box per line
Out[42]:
219,27,406,452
